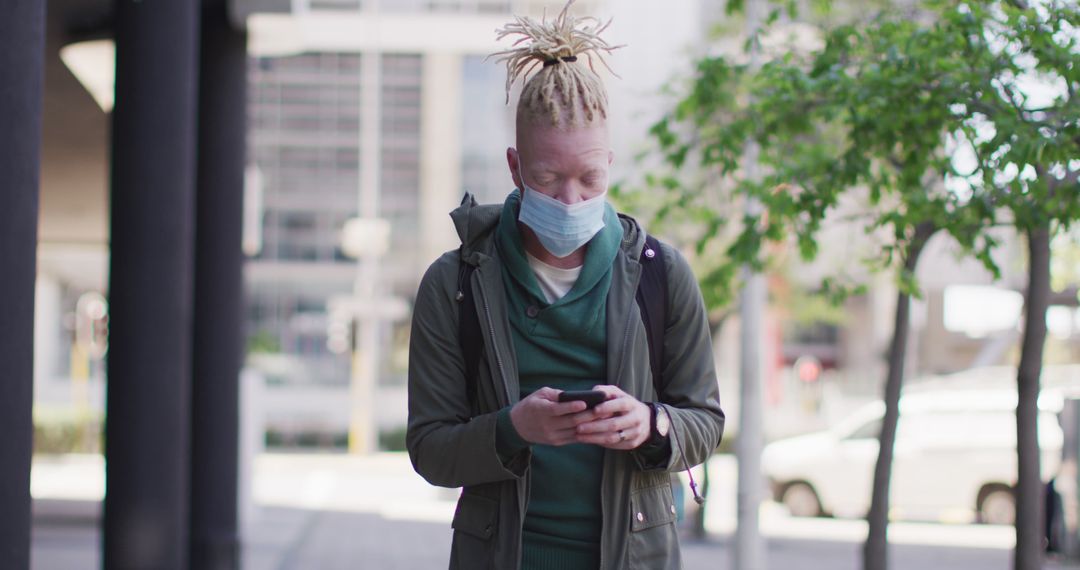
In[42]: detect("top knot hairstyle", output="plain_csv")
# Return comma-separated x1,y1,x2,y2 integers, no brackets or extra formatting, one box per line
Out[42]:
490,0,623,129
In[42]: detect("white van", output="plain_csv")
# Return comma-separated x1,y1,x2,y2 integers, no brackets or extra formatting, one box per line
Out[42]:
762,389,1063,524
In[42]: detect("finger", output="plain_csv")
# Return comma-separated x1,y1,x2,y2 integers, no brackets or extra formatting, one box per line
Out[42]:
529,388,587,414
576,414,638,435
531,387,563,402
566,409,600,425
575,416,619,434
550,400,588,416
591,385,625,399
576,428,638,448
593,396,635,418
549,412,594,432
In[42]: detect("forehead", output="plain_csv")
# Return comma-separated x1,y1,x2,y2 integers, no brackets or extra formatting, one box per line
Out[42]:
518,122,610,169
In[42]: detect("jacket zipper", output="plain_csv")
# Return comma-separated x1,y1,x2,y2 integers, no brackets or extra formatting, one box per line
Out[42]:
474,274,512,407
602,258,643,570
475,269,524,570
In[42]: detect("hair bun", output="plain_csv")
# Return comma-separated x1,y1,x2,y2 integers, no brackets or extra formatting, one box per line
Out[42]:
490,0,622,103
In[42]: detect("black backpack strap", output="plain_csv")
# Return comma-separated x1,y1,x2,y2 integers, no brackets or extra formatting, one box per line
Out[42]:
456,252,481,411
636,234,669,396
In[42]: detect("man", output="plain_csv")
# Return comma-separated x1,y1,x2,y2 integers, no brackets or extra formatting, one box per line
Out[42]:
407,3,724,568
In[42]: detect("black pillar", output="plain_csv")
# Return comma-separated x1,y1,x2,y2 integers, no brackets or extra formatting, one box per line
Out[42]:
0,1,44,568
190,1,246,568
104,0,199,567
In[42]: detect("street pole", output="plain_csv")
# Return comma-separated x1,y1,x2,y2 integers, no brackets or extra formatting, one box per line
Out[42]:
105,0,200,566
190,0,246,566
0,1,44,566
734,0,767,569
349,49,383,455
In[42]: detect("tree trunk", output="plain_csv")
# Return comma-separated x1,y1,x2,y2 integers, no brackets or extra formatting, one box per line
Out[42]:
1015,225,1051,570
693,461,711,539
863,221,937,570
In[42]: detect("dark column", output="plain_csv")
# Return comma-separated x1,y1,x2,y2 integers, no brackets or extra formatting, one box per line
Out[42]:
189,1,246,568
0,1,44,568
104,0,199,567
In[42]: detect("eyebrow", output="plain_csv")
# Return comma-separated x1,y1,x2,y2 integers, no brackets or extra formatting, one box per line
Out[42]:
527,163,606,178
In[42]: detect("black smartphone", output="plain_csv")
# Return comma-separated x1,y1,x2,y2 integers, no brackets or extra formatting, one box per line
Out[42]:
557,389,607,409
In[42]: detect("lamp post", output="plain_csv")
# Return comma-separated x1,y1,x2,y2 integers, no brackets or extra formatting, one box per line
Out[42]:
335,218,408,454
735,0,767,569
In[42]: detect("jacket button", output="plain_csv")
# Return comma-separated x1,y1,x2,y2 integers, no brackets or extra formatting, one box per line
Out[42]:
644,248,656,259
636,512,645,522
526,305,540,318
670,504,676,515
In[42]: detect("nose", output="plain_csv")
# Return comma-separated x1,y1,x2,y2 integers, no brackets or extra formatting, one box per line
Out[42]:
550,183,586,205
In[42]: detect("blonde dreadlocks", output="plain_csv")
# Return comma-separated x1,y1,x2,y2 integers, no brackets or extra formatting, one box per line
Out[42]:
491,0,622,129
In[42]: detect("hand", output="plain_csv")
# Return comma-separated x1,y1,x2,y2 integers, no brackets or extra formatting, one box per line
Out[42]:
574,385,651,449
510,387,598,446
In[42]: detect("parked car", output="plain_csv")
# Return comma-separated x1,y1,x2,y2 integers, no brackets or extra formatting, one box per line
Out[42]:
762,389,1063,524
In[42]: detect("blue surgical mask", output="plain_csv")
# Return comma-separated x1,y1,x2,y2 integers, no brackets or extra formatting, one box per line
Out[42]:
516,163,607,258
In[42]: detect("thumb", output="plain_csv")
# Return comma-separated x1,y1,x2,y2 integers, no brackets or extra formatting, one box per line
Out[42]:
532,387,562,402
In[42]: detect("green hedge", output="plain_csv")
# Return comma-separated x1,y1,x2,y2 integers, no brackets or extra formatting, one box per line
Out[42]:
33,407,103,455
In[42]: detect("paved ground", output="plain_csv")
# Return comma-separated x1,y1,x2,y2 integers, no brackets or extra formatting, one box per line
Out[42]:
29,453,1080,570
32,506,1062,570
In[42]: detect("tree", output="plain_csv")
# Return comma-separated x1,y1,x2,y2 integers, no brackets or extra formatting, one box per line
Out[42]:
628,1,1078,569
941,3,1078,566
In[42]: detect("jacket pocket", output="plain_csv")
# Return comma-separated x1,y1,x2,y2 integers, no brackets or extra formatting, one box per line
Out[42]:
628,482,680,569
630,482,677,531
450,492,498,570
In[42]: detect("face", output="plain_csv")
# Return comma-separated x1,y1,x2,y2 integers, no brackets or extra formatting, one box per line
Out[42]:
507,121,614,204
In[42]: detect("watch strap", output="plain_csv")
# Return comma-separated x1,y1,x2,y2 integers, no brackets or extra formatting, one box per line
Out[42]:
645,402,668,446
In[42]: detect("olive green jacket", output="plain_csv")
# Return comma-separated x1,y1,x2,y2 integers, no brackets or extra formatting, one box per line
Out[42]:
406,194,725,570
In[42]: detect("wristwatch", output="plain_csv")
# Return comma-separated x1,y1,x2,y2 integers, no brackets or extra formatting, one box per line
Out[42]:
647,402,671,444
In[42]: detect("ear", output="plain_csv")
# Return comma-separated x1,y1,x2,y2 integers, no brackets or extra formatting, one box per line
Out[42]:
507,147,523,190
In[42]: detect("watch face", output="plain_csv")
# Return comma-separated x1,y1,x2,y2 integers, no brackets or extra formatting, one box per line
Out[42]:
656,406,671,437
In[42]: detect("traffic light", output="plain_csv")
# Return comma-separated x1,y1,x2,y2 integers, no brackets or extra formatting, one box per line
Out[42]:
76,292,109,360
326,311,353,355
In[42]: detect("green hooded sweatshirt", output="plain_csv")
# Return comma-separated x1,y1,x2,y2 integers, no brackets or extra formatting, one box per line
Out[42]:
493,189,622,569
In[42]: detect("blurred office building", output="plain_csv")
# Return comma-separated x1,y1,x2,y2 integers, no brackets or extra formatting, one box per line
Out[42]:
31,0,1080,449
238,0,711,446
30,0,716,451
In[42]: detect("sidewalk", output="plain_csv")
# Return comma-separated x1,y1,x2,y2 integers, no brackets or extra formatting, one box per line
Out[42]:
30,453,1080,570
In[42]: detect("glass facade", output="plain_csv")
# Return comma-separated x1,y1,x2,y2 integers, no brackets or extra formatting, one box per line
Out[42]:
247,52,423,387
250,53,361,264
379,54,423,277
308,0,513,12
460,55,515,205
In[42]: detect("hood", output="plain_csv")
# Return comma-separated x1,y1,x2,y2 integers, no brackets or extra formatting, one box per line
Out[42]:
450,191,647,264
450,193,503,260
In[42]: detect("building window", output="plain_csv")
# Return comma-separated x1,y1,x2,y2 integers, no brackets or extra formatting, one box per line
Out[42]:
461,55,515,205
377,54,423,294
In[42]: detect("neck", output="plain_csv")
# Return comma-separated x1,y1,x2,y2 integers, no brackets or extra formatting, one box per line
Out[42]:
519,222,586,268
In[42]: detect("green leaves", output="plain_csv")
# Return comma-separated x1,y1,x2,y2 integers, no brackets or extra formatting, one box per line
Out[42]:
627,0,1079,312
